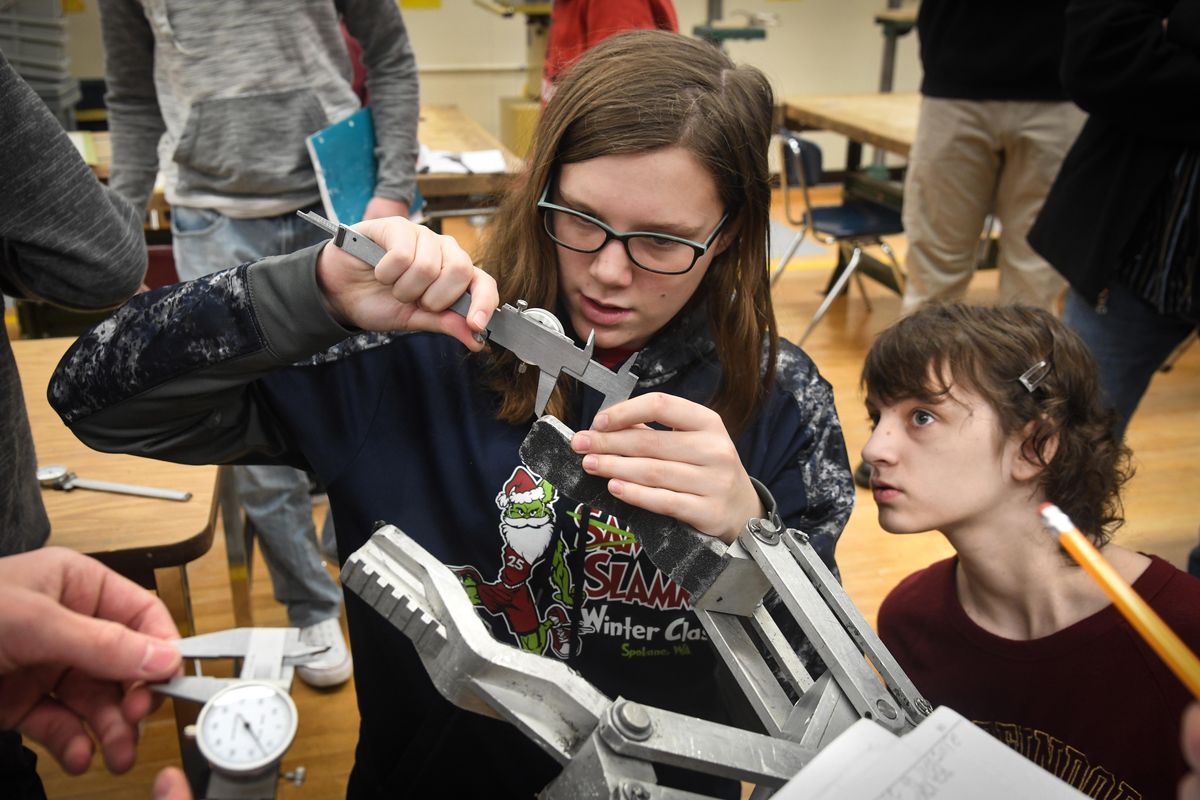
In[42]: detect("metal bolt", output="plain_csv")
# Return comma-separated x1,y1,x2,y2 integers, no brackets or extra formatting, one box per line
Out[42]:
876,698,898,720
748,517,781,545
612,700,653,741
282,766,307,785
620,780,651,800
792,530,810,544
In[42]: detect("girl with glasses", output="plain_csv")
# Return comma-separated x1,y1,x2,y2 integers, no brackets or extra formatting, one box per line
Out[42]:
49,30,853,798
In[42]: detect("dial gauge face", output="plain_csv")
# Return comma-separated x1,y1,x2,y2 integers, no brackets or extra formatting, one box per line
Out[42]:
195,682,298,775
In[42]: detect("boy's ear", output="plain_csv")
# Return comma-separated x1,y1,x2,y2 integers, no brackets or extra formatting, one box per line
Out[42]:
1012,421,1057,482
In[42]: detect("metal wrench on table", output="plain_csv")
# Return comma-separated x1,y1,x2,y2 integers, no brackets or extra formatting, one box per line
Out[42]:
36,464,192,501
299,210,640,415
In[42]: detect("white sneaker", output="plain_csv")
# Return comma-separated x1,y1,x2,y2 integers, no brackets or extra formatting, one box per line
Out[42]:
296,617,353,688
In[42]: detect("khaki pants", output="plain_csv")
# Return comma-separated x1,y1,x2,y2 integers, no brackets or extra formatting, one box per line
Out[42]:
901,97,1086,313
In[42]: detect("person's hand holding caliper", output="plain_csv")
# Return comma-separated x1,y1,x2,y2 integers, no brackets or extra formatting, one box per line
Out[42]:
305,213,641,417
312,216,498,351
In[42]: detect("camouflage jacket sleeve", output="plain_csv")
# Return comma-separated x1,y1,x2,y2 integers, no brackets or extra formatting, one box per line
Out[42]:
47,244,352,468
768,340,854,576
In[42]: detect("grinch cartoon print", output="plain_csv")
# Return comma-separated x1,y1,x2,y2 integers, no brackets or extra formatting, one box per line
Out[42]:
453,466,576,659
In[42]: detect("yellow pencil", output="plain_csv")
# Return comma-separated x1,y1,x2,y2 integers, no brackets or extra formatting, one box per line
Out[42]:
1040,502,1200,699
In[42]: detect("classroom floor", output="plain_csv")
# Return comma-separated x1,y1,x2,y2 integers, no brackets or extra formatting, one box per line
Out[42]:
25,191,1200,798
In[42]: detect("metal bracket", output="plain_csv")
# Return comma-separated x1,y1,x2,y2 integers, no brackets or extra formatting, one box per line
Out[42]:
340,405,932,795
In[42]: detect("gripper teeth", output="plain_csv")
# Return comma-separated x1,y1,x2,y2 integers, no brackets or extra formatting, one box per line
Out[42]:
343,559,447,651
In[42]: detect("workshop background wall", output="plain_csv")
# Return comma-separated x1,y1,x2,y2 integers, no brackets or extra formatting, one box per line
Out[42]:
61,0,921,170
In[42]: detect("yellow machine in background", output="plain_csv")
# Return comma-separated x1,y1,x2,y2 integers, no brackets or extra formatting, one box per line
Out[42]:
473,0,549,157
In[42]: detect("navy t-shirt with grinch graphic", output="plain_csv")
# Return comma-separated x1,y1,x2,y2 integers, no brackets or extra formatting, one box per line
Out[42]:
254,308,852,798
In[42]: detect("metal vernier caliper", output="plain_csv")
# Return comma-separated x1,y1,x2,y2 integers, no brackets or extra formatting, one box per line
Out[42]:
152,628,326,800
298,211,639,414
341,417,933,798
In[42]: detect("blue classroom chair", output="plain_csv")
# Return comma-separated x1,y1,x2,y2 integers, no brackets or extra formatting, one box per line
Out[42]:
773,130,905,344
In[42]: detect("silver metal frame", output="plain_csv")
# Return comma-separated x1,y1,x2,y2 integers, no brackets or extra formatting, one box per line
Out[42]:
342,418,931,798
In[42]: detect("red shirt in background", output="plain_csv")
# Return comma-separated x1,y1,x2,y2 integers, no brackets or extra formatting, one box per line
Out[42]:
341,21,368,104
542,0,679,104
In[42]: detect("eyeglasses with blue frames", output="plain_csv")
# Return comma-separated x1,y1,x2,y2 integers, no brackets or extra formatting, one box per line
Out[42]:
537,182,728,275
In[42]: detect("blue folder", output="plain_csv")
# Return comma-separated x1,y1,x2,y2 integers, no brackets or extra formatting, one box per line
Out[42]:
306,107,425,224
306,107,377,225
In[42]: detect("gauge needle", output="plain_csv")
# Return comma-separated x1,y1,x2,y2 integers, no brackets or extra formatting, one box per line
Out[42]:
235,713,268,756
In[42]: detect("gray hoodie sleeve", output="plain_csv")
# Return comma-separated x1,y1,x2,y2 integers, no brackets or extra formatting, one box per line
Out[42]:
339,0,421,205
48,245,352,466
0,52,146,307
98,0,165,214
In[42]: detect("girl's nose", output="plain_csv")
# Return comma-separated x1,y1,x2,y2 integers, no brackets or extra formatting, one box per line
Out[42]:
590,238,635,287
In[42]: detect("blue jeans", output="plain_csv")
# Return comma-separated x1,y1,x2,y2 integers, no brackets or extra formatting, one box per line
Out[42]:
1063,283,1197,442
172,204,342,627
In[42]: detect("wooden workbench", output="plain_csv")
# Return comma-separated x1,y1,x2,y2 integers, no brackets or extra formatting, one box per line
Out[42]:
86,104,522,217
416,104,523,204
781,93,920,159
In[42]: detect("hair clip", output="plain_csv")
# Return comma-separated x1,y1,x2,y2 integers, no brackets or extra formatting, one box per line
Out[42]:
1018,359,1051,392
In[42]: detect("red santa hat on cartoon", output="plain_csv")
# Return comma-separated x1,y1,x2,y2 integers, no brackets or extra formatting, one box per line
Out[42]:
495,466,546,510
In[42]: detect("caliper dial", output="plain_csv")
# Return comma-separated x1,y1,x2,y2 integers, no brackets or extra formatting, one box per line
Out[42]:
195,682,298,776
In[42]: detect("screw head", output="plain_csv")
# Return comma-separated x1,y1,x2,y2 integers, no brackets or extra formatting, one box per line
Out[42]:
749,517,781,544
876,698,898,720
282,766,307,786
621,781,651,800
612,700,653,740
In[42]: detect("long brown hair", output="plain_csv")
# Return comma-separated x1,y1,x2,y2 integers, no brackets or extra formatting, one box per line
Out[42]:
478,30,777,434
861,303,1132,545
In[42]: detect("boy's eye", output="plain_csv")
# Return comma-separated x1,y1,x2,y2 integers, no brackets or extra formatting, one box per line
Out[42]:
911,409,935,427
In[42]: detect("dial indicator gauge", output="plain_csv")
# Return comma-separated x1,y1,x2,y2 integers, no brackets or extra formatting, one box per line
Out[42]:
195,682,298,775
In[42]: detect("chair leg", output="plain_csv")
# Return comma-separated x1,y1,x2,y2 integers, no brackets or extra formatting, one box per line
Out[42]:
852,270,873,313
878,239,905,295
975,214,997,270
218,465,256,628
800,246,864,345
771,228,809,286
